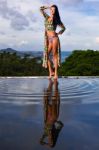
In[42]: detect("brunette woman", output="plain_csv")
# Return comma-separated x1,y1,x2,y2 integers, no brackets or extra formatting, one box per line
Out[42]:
40,5,66,80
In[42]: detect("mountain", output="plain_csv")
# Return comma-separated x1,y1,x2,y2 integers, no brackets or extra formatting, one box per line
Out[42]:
0,48,40,57
0,48,17,53
0,48,72,62
0,48,24,57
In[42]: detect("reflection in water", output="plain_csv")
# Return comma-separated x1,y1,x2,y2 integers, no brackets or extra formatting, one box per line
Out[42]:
40,79,64,148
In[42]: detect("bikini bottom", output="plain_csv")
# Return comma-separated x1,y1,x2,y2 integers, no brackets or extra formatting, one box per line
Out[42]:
48,35,58,43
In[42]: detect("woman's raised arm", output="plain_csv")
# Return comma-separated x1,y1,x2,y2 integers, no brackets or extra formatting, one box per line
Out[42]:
40,6,50,19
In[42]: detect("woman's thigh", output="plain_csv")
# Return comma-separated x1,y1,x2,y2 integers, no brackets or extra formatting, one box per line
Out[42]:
48,42,53,54
52,37,59,55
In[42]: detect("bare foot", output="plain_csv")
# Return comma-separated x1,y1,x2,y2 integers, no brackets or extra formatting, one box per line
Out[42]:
53,75,58,80
48,71,55,79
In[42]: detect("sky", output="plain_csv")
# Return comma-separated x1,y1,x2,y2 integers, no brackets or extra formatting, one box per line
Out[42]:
0,0,99,51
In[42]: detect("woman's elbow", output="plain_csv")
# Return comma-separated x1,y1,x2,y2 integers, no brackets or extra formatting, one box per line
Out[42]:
61,27,66,34
63,26,66,31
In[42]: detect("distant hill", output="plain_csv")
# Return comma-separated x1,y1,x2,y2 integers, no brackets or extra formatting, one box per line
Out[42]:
0,48,24,56
0,48,72,62
0,48,42,58
0,48,17,53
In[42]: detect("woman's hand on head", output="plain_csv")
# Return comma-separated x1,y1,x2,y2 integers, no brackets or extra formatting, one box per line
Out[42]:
45,6,51,9
40,6,50,9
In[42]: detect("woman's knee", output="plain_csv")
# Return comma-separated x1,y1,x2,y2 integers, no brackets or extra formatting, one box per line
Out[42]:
53,50,58,58
48,43,52,52
52,46,58,58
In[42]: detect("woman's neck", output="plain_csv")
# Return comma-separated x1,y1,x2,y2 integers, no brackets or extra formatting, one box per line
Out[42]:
50,14,54,18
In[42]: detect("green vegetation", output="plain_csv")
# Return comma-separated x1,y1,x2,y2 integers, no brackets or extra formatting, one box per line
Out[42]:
58,50,99,76
0,51,47,76
0,49,99,76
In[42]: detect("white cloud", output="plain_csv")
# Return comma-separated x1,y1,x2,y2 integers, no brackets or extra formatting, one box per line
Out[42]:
95,37,99,44
18,40,29,46
0,0,30,30
0,0,99,51
42,0,83,6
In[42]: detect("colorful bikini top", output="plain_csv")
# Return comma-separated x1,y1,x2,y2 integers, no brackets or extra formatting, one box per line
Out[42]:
44,14,57,31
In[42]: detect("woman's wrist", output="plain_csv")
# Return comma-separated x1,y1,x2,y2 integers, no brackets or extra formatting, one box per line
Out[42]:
45,6,50,9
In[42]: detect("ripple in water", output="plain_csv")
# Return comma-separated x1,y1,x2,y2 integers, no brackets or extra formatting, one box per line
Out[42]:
0,77,99,105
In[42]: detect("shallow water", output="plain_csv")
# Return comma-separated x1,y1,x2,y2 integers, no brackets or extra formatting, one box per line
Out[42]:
0,77,99,150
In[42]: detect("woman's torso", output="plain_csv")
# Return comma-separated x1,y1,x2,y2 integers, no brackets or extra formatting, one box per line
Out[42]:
45,16,57,37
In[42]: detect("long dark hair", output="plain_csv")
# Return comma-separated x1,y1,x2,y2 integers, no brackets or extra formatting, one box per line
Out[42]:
51,5,62,26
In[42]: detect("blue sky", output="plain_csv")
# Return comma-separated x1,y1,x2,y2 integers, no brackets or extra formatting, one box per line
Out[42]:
0,0,99,51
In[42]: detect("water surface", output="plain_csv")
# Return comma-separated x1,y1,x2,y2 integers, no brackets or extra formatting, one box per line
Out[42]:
0,77,99,150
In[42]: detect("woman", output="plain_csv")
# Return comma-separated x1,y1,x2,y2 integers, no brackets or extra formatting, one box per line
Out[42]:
40,5,66,80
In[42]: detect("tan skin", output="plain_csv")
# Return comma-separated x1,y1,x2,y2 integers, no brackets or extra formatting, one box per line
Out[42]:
40,5,65,80
47,6,59,80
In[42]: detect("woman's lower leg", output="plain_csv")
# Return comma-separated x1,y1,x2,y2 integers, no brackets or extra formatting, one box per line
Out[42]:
48,59,54,78
54,55,58,79
48,59,52,76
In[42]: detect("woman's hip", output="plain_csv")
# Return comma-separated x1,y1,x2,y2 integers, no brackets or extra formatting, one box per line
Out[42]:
48,35,59,43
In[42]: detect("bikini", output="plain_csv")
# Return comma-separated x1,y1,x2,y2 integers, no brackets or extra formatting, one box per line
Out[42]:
40,7,65,68
45,16,58,43
48,35,58,43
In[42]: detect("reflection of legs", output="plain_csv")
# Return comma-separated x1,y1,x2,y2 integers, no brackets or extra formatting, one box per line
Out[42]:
54,79,58,91
47,79,53,96
52,81,59,121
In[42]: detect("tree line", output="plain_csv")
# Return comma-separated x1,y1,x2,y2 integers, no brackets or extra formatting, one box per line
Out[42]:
0,50,99,76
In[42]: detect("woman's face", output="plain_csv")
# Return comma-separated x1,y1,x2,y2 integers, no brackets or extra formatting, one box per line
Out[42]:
50,6,55,16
